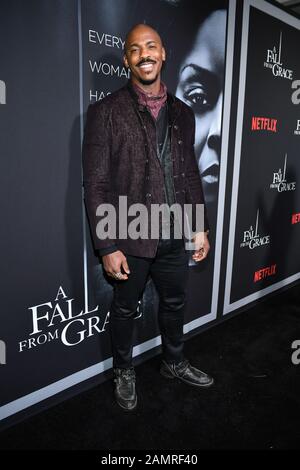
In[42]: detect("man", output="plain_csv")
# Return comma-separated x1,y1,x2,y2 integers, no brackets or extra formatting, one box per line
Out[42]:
83,24,213,411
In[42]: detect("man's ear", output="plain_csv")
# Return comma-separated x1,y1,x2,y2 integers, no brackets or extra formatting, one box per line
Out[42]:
162,47,166,62
123,54,129,68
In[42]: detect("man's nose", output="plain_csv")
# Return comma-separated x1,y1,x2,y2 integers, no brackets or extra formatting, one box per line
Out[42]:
139,46,152,59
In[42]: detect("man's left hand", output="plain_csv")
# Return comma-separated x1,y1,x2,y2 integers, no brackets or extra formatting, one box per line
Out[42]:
192,231,210,262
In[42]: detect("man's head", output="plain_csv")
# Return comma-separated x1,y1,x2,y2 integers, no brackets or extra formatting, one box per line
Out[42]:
124,24,166,87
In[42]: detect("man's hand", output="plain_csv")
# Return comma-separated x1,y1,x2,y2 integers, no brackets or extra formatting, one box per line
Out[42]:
192,231,210,263
102,250,130,280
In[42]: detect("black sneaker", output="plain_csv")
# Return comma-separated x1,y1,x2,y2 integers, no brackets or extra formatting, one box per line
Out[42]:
113,367,137,410
160,359,214,388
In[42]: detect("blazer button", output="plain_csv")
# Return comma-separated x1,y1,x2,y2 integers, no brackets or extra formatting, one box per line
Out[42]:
182,172,185,177
174,125,178,130
146,193,152,198
178,140,183,145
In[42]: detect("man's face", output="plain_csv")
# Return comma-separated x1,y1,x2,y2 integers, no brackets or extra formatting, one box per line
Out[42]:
124,25,166,86
176,10,226,204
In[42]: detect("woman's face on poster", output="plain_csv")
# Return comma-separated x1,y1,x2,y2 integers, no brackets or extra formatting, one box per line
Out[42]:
176,10,226,204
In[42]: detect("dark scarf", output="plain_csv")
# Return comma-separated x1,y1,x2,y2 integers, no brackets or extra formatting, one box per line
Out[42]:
133,81,167,120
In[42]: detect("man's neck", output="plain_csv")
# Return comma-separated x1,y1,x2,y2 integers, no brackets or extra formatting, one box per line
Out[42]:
132,78,161,96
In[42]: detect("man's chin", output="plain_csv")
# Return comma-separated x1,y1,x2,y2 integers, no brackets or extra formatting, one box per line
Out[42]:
137,75,159,86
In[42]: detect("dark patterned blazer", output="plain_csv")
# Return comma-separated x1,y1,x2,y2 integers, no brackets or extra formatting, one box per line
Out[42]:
82,81,209,258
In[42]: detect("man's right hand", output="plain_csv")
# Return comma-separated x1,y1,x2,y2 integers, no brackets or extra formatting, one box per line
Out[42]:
102,250,130,280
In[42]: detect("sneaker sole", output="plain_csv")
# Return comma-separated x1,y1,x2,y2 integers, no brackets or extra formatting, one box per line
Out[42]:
115,394,138,411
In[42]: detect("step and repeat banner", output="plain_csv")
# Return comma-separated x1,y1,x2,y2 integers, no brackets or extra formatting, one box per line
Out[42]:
0,0,299,426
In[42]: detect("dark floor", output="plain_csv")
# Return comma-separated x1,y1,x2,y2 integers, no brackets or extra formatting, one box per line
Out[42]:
1,284,300,450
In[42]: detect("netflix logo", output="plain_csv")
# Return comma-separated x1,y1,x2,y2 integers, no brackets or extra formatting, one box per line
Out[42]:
291,213,300,225
251,117,277,132
254,264,276,282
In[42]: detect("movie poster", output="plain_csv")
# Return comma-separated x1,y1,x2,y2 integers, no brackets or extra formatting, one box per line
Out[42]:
224,0,300,314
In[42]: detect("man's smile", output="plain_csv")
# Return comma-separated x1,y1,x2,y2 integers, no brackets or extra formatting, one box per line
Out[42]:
137,59,156,73
139,63,155,71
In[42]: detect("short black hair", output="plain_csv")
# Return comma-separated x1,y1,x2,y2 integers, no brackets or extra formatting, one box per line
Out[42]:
124,23,163,53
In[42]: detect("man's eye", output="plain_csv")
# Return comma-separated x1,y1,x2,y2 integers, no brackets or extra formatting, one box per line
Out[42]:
183,87,211,113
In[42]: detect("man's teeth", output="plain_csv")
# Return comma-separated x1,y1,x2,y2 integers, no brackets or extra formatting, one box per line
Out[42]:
140,63,154,70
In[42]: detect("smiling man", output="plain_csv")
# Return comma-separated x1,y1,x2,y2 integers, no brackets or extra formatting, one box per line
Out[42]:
124,24,166,90
83,24,213,411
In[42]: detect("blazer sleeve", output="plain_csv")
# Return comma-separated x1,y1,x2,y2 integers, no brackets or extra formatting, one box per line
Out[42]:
184,107,210,233
82,103,118,254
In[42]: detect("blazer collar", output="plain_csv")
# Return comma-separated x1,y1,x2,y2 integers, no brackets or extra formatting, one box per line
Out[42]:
126,80,181,124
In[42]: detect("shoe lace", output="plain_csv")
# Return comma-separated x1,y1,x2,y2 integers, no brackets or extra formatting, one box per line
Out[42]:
174,359,190,375
122,369,135,381
115,368,135,383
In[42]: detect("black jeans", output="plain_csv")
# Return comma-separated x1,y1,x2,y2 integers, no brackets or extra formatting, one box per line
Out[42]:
110,230,189,369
